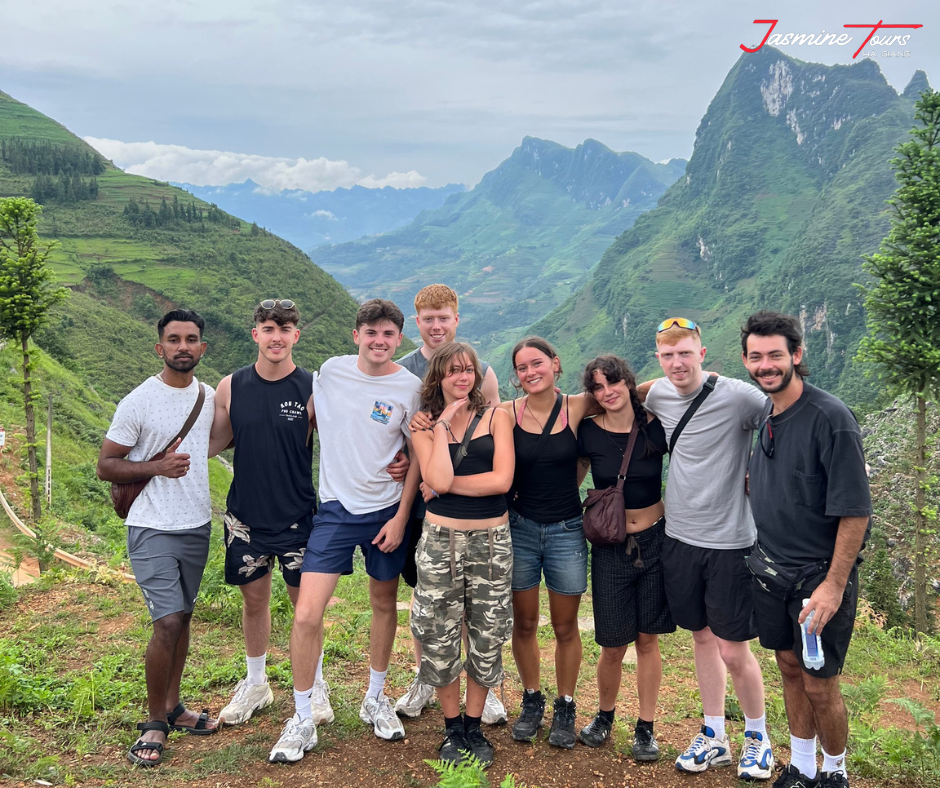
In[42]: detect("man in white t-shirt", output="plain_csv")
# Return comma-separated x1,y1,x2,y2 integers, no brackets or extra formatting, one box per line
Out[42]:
267,299,423,764
97,309,220,767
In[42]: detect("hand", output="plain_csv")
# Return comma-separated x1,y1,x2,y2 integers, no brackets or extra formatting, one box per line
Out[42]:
386,449,410,482
372,516,406,553
154,438,191,478
409,410,434,432
419,482,437,502
438,397,468,424
798,578,842,635
744,472,750,496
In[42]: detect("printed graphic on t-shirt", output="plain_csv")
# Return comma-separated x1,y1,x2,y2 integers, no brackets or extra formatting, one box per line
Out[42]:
279,400,307,421
371,401,393,424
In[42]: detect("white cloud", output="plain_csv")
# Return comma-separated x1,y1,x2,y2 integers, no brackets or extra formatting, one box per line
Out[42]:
311,209,337,220
83,137,427,192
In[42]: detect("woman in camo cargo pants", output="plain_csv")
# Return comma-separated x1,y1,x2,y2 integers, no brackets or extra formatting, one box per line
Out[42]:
410,342,515,769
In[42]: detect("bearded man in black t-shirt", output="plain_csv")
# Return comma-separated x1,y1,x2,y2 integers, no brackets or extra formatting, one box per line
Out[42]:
742,311,871,788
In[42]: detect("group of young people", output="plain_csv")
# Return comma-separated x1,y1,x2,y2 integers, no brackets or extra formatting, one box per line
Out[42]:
99,284,871,788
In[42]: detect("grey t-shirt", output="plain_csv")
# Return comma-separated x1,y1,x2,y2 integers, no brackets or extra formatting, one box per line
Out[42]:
645,375,766,550
398,346,490,382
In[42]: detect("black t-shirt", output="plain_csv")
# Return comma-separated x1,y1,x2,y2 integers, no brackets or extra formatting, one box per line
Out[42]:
577,416,667,509
748,383,872,568
226,364,316,530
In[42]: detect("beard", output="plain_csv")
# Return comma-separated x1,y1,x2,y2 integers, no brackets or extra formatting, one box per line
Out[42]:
164,353,201,373
748,362,794,394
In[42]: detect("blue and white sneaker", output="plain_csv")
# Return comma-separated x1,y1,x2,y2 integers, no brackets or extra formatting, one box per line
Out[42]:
675,725,733,772
738,730,775,780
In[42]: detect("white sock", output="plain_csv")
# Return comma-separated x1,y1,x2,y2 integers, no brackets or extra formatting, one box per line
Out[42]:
790,735,818,779
745,714,767,737
294,687,313,720
367,667,387,699
822,747,847,777
315,652,324,684
246,653,267,686
704,715,725,740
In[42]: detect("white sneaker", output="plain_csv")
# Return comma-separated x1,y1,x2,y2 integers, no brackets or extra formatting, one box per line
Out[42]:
219,679,274,726
394,674,435,718
359,693,406,741
482,687,507,726
268,713,317,763
311,678,335,725
737,730,774,780
675,725,733,772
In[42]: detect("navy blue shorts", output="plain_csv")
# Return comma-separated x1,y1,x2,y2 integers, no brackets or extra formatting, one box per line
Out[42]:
224,511,314,588
301,500,409,581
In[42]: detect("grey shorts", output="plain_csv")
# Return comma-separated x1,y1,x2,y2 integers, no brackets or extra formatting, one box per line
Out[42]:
127,523,211,622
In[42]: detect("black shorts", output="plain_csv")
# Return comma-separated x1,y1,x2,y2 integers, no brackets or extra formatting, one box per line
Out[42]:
752,565,858,679
401,516,424,589
662,536,756,642
223,510,314,588
591,518,676,648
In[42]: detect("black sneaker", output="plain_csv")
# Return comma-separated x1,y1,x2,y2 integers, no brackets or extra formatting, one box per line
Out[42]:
578,712,613,748
547,697,576,749
466,725,494,768
632,726,660,762
772,763,820,788
511,690,545,741
439,721,469,766
819,772,848,788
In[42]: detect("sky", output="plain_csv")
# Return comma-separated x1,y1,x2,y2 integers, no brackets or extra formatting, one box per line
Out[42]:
2,1,938,191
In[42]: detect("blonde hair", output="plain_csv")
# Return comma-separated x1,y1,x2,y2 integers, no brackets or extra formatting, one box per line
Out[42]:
414,284,458,313
655,325,703,347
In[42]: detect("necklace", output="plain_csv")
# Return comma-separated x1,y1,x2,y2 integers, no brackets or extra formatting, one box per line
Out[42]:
523,395,556,432
600,414,633,455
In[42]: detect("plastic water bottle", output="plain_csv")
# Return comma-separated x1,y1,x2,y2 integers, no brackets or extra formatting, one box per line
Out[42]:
800,599,825,670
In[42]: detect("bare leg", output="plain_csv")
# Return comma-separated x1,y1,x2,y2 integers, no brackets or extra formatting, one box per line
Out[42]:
803,674,848,756
716,637,765,720
465,677,488,717
776,649,816,738
511,587,541,690
691,627,727,718
548,591,582,698
240,573,274,658
634,632,662,722
369,577,400,673
137,612,184,760
597,644,629,711
438,678,462,718
291,572,341,691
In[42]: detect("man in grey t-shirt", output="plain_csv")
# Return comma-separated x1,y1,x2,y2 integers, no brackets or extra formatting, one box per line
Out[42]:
643,318,774,781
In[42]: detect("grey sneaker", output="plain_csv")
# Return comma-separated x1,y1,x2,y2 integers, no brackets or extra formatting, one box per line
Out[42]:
547,697,576,749
268,714,317,762
579,711,613,747
359,693,406,741
395,674,435,718
220,679,274,726
482,687,507,725
311,678,334,725
632,726,661,762
511,690,545,741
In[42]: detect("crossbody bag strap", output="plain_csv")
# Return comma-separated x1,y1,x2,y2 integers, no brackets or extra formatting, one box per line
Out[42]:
668,373,718,455
614,407,641,492
452,411,484,471
159,383,206,454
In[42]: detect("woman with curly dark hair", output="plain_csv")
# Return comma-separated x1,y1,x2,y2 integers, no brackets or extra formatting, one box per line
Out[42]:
576,355,674,761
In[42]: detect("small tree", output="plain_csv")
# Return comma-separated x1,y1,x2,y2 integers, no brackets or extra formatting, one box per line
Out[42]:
857,89,940,634
0,197,68,523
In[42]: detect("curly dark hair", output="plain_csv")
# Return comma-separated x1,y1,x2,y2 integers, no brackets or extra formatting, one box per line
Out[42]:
741,310,810,378
420,342,487,419
582,355,657,456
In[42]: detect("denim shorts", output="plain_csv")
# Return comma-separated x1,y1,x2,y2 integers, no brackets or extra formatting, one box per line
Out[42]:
509,509,587,595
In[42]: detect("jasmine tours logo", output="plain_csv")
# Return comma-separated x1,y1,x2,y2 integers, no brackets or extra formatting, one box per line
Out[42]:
741,19,923,59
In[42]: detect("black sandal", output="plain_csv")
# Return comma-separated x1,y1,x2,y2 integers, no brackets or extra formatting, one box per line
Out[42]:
167,702,219,735
128,720,169,767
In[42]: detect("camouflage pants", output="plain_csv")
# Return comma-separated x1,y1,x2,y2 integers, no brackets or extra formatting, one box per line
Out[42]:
411,521,513,689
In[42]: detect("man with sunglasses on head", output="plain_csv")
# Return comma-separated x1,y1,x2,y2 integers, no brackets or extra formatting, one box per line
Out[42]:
213,299,408,736
742,311,870,788
643,317,775,781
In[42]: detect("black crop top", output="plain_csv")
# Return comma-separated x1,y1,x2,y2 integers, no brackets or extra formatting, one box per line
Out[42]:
426,411,509,520
511,422,582,522
577,417,667,509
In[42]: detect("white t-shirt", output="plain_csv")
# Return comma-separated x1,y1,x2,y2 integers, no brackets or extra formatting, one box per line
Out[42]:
106,376,215,530
313,355,422,515
645,375,766,550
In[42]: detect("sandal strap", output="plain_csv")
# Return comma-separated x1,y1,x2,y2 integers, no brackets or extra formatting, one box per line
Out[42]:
136,720,170,734
166,702,187,725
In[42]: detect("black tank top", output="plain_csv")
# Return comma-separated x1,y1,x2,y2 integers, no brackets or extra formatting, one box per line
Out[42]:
511,423,582,522
226,364,316,529
426,411,508,520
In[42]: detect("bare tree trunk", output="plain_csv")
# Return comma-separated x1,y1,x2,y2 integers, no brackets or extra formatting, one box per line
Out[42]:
914,393,927,634
21,336,41,524
45,396,52,508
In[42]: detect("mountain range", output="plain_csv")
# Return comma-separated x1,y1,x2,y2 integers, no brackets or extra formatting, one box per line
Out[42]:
311,139,686,343
174,180,466,250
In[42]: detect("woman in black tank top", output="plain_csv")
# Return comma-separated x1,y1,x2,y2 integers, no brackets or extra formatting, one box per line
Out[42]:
410,342,515,767
576,355,674,761
496,336,601,748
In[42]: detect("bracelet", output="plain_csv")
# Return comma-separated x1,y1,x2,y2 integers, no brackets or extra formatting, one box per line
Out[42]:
433,419,451,431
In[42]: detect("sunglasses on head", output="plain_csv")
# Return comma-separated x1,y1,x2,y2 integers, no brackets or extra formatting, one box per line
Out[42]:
259,299,295,310
657,317,699,333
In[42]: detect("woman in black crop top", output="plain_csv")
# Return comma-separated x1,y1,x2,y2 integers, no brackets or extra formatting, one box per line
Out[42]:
410,342,514,767
495,336,601,747
576,355,675,761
